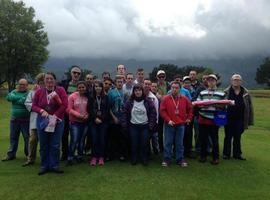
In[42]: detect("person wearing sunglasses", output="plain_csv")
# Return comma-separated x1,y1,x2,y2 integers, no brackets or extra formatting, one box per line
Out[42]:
59,65,82,161
156,70,170,97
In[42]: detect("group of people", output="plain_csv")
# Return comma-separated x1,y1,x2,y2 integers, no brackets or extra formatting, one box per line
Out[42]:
2,64,254,175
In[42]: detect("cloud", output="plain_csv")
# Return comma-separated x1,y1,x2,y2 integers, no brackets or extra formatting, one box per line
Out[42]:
22,0,270,60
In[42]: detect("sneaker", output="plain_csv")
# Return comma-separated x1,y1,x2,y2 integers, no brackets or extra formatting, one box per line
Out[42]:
178,160,188,167
119,156,126,161
161,161,170,167
98,157,104,166
22,161,34,167
89,157,97,166
2,156,16,162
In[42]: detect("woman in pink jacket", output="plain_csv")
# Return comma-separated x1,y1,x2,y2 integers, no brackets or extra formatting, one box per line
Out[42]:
66,81,89,165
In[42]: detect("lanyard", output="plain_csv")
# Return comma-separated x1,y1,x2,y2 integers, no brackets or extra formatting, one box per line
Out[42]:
46,90,54,105
171,95,179,110
96,96,101,110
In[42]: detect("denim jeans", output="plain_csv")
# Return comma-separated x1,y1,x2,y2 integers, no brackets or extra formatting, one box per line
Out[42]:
7,119,29,158
129,124,149,162
163,124,185,162
68,122,88,161
37,116,64,170
91,122,108,158
151,132,160,153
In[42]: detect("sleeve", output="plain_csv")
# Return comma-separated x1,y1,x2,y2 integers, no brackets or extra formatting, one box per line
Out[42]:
6,90,19,102
24,91,33,112
149,101,157,131
120,100,130,129
159,97,171,123
32,89,43,114
248,95,254,126
67,94,81,118
54,87,68,119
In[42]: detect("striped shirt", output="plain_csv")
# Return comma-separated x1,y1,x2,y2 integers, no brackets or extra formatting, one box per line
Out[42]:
197,89,226,121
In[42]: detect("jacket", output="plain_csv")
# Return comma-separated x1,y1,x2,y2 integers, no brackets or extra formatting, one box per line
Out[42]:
224,86,254,129
160,94,193,125
121,98,157,132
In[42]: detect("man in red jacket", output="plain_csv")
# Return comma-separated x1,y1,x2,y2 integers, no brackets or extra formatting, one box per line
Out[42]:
160,81,193,167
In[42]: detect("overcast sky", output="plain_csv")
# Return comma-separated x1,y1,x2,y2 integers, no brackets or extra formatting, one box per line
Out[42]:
22,0,270,60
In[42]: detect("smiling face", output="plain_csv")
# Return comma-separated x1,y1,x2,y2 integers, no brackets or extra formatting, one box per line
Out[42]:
134,88,143,98
44,74,56,89
17,79,28,92
94,83,103,95
77,83,87,95
71,67,81,82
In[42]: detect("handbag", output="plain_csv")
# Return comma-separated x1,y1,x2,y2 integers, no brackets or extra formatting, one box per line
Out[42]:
214,111,228,126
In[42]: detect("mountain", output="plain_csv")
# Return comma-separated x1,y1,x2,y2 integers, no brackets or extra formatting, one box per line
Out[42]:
44,56,264,88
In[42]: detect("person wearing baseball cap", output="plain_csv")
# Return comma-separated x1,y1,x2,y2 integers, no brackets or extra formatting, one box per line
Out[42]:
223,74,254,160
195,73,226,165
156,70,170,96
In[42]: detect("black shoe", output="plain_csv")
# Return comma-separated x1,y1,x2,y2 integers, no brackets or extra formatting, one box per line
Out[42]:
66,160,73,166
60,155,67,161
211,159,219,165
233,156,246,161
131,160,137,165
119,156,126,162
51,168,64,174
223,155,230,160
199,157,207,163
22,161,34,167
142,160,148,166
2,156,15,162
38,169,48,176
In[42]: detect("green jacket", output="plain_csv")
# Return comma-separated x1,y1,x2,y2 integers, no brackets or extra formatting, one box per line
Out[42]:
6,89,30,119
224,86,254,129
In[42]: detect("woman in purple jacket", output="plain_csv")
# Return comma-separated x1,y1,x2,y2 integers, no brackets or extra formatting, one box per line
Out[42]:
32,72,68,175
122,84,157,166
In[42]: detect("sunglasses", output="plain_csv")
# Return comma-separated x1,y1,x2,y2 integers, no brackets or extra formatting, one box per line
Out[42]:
72,71,81,75
158,76,165,78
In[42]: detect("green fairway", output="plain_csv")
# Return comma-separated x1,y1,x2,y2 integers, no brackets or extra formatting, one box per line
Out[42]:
0,96,270,200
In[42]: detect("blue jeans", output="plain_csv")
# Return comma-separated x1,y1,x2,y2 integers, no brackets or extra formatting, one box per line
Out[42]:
7,119,29,158
37,116,64,170
91,122,108,158
163,124,185,162
129,124,149,162
68,122,88,161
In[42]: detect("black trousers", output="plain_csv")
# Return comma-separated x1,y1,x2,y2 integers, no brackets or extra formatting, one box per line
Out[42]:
61,115,69,159
184,121,193,156
107,123,129,159
199,124,219,160
223,119,244,157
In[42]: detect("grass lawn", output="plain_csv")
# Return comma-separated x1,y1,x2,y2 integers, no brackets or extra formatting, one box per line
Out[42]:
0,96,270,200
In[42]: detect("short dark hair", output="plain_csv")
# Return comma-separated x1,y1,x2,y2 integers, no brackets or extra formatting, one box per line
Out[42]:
130,84,146,100
171,81,181,87
102,71,110,77
137,68,144,73
76,81,87,87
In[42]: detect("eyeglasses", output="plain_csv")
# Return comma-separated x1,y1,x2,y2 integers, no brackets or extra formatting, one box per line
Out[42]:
72,71,81,75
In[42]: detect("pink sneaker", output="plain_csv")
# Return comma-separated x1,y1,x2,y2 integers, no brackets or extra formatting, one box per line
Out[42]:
89,157,97,166
98,157,104,166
